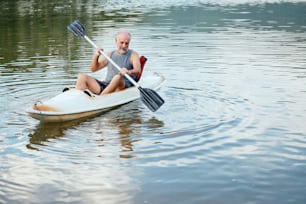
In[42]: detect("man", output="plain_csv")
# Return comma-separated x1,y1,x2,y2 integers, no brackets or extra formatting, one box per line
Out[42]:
75,31,141,95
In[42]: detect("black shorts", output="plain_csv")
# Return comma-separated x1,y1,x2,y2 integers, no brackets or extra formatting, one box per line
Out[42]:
95,79,109,94
123,75,137,88
123,78,133,88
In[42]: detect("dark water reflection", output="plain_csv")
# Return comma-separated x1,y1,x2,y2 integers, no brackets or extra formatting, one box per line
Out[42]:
1,0,306,204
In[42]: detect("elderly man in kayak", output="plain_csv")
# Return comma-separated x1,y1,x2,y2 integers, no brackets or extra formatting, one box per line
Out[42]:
74,31,141,95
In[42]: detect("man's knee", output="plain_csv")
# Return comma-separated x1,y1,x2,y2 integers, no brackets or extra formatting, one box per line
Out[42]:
112,74,122,81
104,75,125,93
77,73,87,80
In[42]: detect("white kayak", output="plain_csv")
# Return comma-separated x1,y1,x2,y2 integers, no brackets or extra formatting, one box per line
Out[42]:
27,73,165,122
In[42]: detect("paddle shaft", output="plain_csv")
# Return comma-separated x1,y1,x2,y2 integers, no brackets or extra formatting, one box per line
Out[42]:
83,35,139,88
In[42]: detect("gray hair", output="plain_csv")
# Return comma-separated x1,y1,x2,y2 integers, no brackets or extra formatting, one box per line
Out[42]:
115,31,131,41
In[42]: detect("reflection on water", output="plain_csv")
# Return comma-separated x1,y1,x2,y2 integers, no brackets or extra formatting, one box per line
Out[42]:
27,120,84,150
1,1,305,65
1,0,306,203
27,106,165,159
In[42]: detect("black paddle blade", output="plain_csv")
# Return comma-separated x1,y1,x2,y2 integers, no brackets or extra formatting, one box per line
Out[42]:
67,20,86,37
139,87,164,112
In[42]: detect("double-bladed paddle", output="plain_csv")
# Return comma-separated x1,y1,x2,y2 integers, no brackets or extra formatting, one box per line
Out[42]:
67,20,164,112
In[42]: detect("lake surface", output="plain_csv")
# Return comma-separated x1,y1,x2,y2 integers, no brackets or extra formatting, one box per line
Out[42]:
1,0,306,203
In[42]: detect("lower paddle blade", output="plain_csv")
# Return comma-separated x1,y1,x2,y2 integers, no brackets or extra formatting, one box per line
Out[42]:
139,87,164,112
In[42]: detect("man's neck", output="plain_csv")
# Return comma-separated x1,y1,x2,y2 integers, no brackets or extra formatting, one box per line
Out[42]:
117,49,128,55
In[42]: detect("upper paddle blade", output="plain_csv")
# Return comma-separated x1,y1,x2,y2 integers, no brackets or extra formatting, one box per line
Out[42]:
139,87,164,112
67,20,86,37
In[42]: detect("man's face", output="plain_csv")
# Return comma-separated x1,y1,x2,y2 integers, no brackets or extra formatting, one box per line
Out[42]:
116,34,130,54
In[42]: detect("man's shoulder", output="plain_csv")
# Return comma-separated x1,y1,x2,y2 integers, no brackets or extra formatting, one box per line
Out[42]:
130,49,139,56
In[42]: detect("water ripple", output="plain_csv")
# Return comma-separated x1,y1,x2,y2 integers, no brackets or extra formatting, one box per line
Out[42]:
128,84,256,167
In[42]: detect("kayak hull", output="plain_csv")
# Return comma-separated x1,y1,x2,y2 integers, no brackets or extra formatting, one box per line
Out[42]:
27,74,165,122
28,107,114,123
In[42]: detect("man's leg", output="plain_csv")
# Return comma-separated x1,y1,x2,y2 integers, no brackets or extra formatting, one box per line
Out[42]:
101,74,125,95
76,73,101,94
